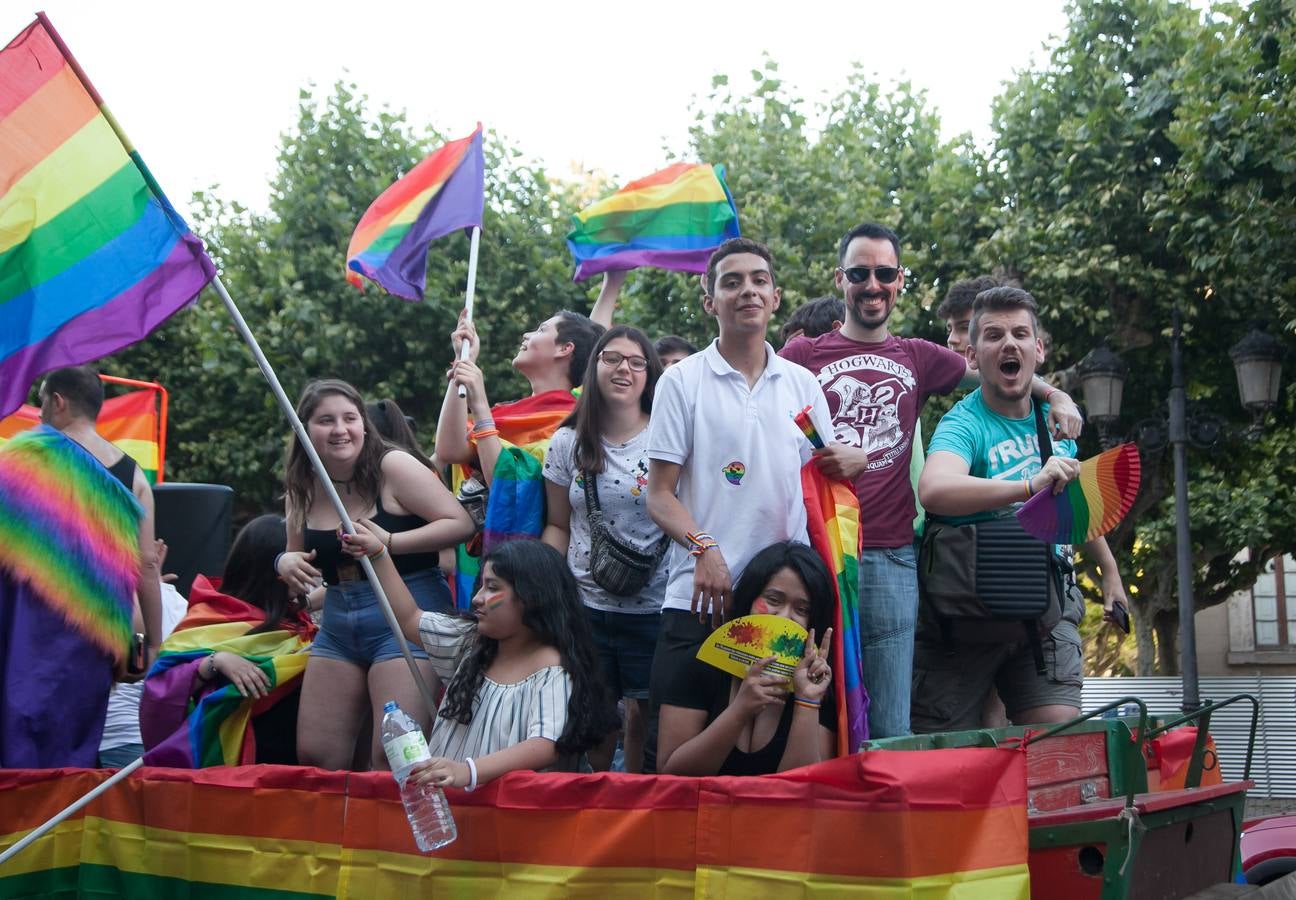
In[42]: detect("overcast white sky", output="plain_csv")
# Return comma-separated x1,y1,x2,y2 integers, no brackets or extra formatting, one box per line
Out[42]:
8,1,1068,214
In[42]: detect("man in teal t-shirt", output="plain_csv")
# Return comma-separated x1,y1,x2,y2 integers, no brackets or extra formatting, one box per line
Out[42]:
914,287,1126,732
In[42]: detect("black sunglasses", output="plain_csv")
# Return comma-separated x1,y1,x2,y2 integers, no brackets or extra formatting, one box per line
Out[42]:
840,265,902,285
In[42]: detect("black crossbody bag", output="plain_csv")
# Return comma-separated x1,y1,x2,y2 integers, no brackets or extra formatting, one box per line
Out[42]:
918,401,1065,673
582,469,669,597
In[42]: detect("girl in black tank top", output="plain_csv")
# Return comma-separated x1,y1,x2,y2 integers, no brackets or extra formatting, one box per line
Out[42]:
274,381,476,773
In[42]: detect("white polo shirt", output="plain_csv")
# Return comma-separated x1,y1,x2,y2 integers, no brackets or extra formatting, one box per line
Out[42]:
647,339,832,612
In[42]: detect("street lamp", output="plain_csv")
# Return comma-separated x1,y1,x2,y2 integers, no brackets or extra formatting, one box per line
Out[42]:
1075,309,1285,712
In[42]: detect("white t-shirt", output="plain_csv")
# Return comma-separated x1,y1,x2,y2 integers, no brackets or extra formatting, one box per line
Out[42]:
646,340,832,612
99,582,189,752
543,425,668,613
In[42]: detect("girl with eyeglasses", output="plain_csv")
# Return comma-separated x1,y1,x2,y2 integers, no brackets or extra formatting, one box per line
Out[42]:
540,326,668,773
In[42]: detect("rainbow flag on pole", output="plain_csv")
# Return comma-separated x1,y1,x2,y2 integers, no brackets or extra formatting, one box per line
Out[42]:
0,16,216,419
0,386,166,482
802,461,869,755
566,162,741,282
346,124,485,301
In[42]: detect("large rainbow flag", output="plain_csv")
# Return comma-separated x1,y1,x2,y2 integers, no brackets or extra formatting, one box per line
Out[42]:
140,576,313,768
566,162,741,281
802,461,869,755
0,16,216,418
345,124,485,301
0,751,1030,897
0,385,166,483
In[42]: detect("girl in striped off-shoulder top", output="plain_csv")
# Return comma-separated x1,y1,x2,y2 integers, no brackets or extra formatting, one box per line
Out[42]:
342,527,617,788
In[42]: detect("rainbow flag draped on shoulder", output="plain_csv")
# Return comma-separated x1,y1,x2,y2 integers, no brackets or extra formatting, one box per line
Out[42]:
452,390,575,606
140,576,313,767
801,461,868,755
566,162,741,282
345,124,485,301
0,16,215,418
0,424,141,660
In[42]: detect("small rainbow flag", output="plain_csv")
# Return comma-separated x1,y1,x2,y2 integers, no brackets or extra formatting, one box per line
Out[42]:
0,386,165,482
793,404,825,449
801,461,868,754
346,124,485,301
566,162,741,282
1016,442,1142,545
0,16,215,419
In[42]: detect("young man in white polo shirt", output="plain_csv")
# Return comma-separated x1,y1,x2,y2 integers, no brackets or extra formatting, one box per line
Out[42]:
644,237,831,772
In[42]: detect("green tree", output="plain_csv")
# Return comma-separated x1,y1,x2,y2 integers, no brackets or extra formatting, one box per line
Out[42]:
109,83,591,514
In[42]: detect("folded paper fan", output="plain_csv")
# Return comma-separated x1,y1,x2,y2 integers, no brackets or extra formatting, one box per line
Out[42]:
696,614,807,688
792,405,825,449
1016,443,1141,544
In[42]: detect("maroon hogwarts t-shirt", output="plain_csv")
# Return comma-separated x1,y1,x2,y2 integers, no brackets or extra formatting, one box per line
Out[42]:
780,331,965,548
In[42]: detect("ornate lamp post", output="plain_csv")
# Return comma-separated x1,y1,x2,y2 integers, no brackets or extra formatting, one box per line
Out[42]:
1075,309,1285,712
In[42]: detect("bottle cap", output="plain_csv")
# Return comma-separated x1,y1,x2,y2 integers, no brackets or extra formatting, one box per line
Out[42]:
383,701,398,713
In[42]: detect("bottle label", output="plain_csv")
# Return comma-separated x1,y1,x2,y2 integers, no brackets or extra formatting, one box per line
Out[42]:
384,731,431,781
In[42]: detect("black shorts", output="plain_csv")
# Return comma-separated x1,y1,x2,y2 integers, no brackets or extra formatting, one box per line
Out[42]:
642,609,713,772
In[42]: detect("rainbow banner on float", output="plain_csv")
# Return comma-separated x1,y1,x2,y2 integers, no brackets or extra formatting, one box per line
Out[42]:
0,386,166,483
0,752,1029,897
566,162,741,281
0,16,215,418
345,124,485,301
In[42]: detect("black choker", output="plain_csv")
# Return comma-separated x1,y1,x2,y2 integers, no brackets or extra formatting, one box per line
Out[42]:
331,478,355,495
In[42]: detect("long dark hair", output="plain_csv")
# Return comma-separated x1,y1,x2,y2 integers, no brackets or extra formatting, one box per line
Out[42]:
283,379,386,530
220,515,295,634
561,325,662,473
731,542,836,667
366,397,439,477
439,540,617,755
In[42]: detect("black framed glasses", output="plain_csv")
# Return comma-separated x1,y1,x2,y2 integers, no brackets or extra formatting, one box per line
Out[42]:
840,265,902,285
598,350,649,372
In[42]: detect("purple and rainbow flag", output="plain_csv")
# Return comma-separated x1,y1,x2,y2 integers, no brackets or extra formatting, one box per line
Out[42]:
346,124,485,301
566,162,741,282
0,425,141,661
0,16,216,418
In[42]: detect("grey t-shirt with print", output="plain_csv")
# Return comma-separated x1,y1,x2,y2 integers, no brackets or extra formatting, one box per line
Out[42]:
543,425,667,613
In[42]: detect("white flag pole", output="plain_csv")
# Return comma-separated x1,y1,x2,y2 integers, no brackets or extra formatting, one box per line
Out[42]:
455,226,482,399
210,275,437,714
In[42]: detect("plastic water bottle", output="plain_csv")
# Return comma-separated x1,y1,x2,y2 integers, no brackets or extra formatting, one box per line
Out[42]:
380,700,457,852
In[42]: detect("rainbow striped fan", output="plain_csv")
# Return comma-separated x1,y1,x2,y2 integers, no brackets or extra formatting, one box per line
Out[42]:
1016,443,1141,544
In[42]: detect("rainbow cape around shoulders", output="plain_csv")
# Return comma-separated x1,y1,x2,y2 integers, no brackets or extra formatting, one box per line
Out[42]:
801,462,868,755
140,576,313,767
0,424,141,661
452,390,576,607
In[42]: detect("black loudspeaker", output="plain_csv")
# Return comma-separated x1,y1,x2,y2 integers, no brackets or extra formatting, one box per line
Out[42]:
152,483,234,598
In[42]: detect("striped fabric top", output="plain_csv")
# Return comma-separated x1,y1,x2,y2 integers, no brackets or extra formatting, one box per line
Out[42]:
418,612,571,763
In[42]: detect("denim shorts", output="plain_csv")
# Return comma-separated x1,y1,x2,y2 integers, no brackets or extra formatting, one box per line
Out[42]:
310,568,453,665
586,607,661,700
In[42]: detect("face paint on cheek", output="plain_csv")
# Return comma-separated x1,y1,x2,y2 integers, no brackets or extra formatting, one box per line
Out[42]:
751,599,771,615
483,593,508,611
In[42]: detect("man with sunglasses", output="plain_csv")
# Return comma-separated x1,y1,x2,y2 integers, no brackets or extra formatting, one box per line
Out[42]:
780,223,1082,739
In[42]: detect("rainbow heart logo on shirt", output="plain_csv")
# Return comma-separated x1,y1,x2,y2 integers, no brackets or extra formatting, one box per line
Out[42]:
722,460,746,485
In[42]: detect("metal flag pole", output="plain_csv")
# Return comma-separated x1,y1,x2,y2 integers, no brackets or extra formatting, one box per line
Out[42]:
455,226,482,398
210,275,437,714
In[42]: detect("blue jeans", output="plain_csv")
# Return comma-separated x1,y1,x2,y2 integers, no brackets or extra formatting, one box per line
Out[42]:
858,544,918,739
310,568,452,665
